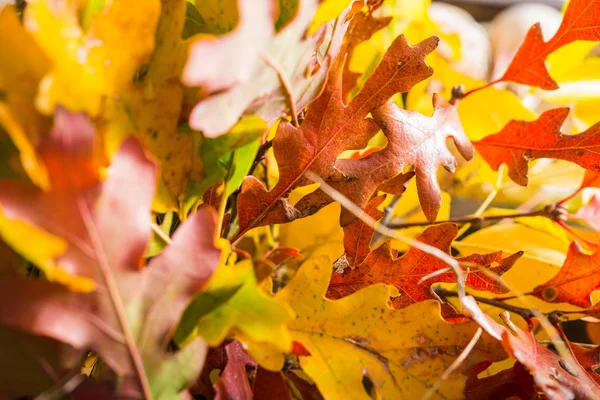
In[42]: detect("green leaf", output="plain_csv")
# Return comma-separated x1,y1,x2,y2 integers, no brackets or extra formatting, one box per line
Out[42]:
174,259,293,353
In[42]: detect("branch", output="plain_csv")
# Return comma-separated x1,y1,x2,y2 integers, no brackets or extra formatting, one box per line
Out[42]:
388,204,565,229
433,286,566,325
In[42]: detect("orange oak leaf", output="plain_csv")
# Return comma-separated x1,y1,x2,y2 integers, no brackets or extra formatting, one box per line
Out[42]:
473,108,600,186
461,296,600,400
328,196,522,308
492,0,600,90
235,34,439,240
0,109,222,396
183,0,350,136
531,241,600,308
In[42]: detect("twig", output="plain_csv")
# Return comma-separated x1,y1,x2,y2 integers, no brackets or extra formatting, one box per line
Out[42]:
421,328,482,400
77,198,153,399
388,204,563,229
262,53,299,127
433,286,566,325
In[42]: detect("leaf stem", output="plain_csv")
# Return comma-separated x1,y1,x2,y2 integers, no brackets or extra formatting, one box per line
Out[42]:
77,198,153,399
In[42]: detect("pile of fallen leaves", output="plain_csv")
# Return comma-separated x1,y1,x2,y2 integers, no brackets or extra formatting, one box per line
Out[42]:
2,0,600,398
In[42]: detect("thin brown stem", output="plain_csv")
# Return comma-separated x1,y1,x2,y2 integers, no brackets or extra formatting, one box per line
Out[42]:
433,286,566,325
77,198,152,399
262,53,299,127
460,79,502,99
388,206,556,229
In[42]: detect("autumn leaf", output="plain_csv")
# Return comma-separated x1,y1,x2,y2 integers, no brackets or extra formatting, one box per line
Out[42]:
341,1,392,99
371,94,474,222
275,256,506,399
329,196,522,309
490,0,600,90
235,33,439,239
461,296,600,399
0,109,223,397
0,5,51,189
530,241,600,308
473,108,600,186
23,0,160,115
175,258,294,362
183,0,348,137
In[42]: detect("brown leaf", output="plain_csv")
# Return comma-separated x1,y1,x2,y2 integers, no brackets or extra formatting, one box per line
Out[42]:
235,34,439,239
370,95,474,222
341,1,392,99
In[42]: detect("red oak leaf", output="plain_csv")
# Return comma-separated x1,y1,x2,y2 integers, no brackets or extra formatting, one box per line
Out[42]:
531,241,600,308
328,196,522,308
473,108,600,186
464,362,536,400
0,109,222,397
494,0,600,89
235,34,439,239
461,296,600,399
183,0,351,136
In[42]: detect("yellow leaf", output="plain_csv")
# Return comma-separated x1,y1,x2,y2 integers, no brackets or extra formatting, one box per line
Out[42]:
24,0,160,115
275,256,505,399
103,83,194,212
0,6,50,188
0,208,95,292
175,259,293,355
279,199,344,261
309,0,353,34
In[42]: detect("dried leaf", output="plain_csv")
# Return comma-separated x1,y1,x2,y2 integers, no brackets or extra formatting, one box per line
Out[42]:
329,196,522,308
236,34,439,238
